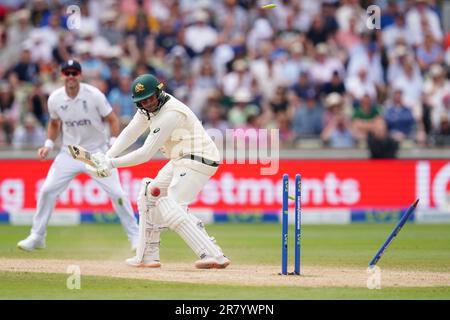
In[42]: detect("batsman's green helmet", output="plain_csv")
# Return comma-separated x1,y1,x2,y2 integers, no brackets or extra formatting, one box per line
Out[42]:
131,74,163,103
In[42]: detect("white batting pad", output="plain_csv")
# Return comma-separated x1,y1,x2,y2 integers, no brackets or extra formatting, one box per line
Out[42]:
156,197,223,259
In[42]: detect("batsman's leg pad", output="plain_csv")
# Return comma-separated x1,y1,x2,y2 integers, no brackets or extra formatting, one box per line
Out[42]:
186,210,223,254
156,196,222,259
135,178,167,262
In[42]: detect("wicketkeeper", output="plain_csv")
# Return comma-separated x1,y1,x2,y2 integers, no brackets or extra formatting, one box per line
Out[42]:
87,74,230,269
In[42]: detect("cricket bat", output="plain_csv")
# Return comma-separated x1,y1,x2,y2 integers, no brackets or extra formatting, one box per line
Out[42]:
68,145,96,167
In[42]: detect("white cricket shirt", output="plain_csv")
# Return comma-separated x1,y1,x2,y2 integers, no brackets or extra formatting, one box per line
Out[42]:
108,93,220,175
48,83,113,152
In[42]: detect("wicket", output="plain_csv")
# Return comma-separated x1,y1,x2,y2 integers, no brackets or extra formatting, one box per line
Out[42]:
280,173,302,276
368,198,419,267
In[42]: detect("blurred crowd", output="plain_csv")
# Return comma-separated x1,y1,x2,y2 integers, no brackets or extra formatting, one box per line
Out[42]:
0,0,449,156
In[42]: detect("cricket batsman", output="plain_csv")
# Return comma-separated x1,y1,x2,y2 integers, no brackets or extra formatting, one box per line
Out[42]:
86,74,230,269
17,60,139,252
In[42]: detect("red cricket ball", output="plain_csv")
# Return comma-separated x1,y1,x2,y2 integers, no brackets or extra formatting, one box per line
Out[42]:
150,187,161,197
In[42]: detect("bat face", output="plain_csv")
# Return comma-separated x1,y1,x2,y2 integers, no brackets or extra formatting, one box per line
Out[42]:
68,145,96,167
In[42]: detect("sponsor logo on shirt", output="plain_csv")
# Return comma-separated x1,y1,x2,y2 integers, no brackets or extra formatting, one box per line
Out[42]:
60,105,69,110
64,119,92,127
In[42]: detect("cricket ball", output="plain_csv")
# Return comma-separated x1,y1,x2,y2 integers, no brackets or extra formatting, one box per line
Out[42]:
150,187,161,197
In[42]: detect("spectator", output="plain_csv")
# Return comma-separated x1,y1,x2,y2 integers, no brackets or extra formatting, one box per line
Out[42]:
27,80,48,127
184,10,218,57
30,0,50,27
214,0,248,41
173,75,206,117
380,1,400,29
194,60,218,91
310,43,345,85
335,0,365,33
320,70,346,97
42,70,62,97
290,71,315,101
4,9,32,66
279,43,311,87
108,75,134,126
227,88,259,127
384,89,416,142
202,103,229,135
351,94,384,142
432,94,450,146
233,113,263,150
9,47,39,83
76,42,106,82
269,85,289,115
292,91,323,139
30,12,63,59
336,16,362,52
387,44,417,84
246,18,274,55
105,62,122,94
382,14,413,51
406,0,443,46
155,18,179,53
251,48,286,99
124,0,157,48
276,111,295,147
392,58,424,120
52,33,72,66
322,112,355,148
321,93,355,148
416,33,445,73
306,14,332,46
99,10,122,46
76,2,100,36
290,1,313,33
367,120,399,159
323,93,348,128
12,113,45,149
165,64,187,95
222,59,253,99
0,81,19,145
345,67,377,102
320,2,339,35
347,41,384,91
423,64,450,136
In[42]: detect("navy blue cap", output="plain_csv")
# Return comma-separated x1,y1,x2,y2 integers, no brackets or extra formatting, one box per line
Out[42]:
61,59,82,72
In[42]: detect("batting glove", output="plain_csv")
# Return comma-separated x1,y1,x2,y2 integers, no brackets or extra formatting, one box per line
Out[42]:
85,152,113,177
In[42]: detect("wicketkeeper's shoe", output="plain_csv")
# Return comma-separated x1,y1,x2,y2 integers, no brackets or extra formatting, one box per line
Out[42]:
195,255,230,269
125,255,161,268
17,235,46,252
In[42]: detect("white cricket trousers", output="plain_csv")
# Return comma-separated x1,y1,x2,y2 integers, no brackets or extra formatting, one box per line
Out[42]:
31,150,139,242
152,160,216,209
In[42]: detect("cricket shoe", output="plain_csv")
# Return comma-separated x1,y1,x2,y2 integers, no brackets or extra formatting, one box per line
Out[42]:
131,238,139,252
195,255,230,269
17,235,46,252
126,243,161,267
125,255,161,268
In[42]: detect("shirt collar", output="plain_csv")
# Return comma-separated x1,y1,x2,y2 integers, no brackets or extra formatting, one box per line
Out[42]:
63,84,83,101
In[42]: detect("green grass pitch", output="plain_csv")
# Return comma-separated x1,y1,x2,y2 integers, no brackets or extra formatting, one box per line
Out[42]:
0,223,449,299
